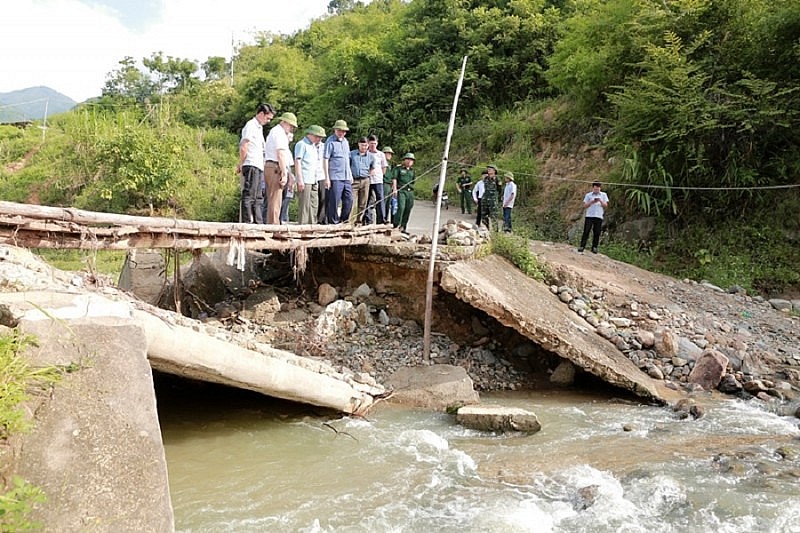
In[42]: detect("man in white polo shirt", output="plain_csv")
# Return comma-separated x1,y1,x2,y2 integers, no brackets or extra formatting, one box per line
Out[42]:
264,111,297,224
236,103,274,223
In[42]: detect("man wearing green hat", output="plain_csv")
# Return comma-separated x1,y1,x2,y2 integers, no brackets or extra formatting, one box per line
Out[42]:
391,152,416,233
264,111,298,224
480,164,500,229
323,119,353,224
294,125,325,225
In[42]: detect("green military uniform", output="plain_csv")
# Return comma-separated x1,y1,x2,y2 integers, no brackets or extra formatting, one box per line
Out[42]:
481,175,500,229
457,172,472,214
392,153,416,232
382,147,395,224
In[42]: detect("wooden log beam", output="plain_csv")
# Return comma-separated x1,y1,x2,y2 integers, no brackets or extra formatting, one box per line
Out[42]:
0,201,398,251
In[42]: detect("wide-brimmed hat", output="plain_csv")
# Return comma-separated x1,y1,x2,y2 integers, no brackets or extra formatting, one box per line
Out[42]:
278,112,298,127
487,164,497,171
382,146,394,154
402,152,415,160
504,172,514,181
332,119,349,131
305,124,325,137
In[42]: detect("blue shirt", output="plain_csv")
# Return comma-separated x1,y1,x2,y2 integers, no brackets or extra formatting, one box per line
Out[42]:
349,149,375,179
323,135,352,181
294,137,321,185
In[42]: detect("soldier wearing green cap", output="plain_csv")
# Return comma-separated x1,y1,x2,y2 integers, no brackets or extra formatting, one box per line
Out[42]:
295,125,326,225
456,169,472,214
480,164,500,229
391,152,416,233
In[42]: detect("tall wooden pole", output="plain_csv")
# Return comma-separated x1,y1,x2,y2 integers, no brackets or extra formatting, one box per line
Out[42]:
423,56,468,362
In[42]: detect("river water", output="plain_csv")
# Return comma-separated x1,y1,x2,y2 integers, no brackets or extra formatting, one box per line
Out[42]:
157,379,800,532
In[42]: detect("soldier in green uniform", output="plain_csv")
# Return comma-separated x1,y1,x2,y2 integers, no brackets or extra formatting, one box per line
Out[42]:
391,152,416,233
456,169,472,214
481,164,500,229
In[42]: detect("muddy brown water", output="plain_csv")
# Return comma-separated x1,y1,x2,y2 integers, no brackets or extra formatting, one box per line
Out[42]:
156,377,800,532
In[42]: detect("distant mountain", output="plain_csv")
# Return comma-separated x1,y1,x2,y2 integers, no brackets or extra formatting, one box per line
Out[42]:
0,87,77,123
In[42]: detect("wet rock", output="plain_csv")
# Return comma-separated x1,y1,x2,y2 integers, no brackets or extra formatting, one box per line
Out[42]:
572,485,600,511
456,405,541,433
717,374,743,394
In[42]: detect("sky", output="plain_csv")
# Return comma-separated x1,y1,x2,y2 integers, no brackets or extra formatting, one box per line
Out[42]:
0,0,333,102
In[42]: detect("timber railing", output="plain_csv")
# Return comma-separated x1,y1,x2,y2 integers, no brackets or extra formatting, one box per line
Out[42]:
0,201,396,251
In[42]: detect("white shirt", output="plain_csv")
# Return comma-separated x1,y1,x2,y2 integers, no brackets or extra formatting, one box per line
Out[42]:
264,124,290,164
240,117,265,170
503,181,517,208
584,191,609,218
472,179,485,202
369,150,387,185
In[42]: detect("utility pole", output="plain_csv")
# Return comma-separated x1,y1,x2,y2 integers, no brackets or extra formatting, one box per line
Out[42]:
230,32,235,87
422,56,468,362
40,99,49,142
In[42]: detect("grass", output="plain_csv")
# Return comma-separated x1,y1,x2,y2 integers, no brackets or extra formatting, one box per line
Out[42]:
0,329,60,531
34,249,126,276
490,231,548,281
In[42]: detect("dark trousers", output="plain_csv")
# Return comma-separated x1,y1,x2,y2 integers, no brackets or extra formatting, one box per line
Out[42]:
460,190,472,214
240,166,264,224
366,183,386,224
503,207,512,232
317,180,328,223
475,198,482,226
580,216,603,249
326,180,353,224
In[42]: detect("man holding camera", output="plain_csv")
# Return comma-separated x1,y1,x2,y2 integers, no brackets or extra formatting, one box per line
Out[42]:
578,181,609,254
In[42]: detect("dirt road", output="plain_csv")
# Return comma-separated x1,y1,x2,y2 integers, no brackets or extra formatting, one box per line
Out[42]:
405,199,475,235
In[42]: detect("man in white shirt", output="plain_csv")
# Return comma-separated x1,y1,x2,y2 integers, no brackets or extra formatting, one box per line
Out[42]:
264,112,297,224
365,135,388,224
578,181,609,254
502,172,517,232
472,172,487,226
236,103,274,223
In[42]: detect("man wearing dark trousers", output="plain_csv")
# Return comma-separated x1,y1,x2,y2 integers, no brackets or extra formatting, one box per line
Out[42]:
578,181,609,254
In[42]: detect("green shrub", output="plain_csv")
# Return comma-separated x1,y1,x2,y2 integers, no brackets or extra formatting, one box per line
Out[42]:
490,231,547,281
0,476,45,532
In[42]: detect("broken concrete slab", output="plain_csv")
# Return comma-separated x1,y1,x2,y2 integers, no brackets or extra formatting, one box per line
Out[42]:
456,405,542,433
12,318,175,532
386,364,480,410
440,255,664,403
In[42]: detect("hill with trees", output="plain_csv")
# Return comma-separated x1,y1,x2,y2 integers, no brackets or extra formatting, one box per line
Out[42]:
0,0,798,295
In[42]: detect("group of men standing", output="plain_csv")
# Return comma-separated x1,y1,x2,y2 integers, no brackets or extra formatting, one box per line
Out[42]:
456,164,516,232
237,104,418,232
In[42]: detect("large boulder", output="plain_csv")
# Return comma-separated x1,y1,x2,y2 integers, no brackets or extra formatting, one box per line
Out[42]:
456,405,542,433
386,364,479,410
117,249,165,305
688,349,729,391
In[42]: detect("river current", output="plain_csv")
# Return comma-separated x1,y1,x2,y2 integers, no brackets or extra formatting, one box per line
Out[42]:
157,379,800,532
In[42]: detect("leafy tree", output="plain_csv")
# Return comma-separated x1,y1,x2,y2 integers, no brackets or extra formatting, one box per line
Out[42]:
202,56,229,81
102,57,156,103
142,52,200,93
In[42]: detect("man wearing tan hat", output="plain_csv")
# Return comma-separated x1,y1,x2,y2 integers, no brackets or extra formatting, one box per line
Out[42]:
502,171,517,232
323,119,353,224
295,125,326,225
264,111,297,224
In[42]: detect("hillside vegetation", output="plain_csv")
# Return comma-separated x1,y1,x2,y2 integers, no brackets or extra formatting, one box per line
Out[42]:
0,0,798,295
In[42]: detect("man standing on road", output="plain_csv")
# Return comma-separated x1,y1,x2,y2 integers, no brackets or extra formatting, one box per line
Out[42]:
264,111,297,224
456,169,473,215
392,152,416,233
366,135,387,224
381,146,395,224
480,164,500,229
236,103,274,223
502,171,516,232
578,181,609,254
472,171,487,226
323,120,353,224
349,137,375,225
295,125,325,225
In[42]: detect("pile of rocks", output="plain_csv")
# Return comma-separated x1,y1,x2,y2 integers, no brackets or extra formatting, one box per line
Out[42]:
550,280,800,401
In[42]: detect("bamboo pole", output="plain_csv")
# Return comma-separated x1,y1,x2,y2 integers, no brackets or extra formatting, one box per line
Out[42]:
423,56,468,362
